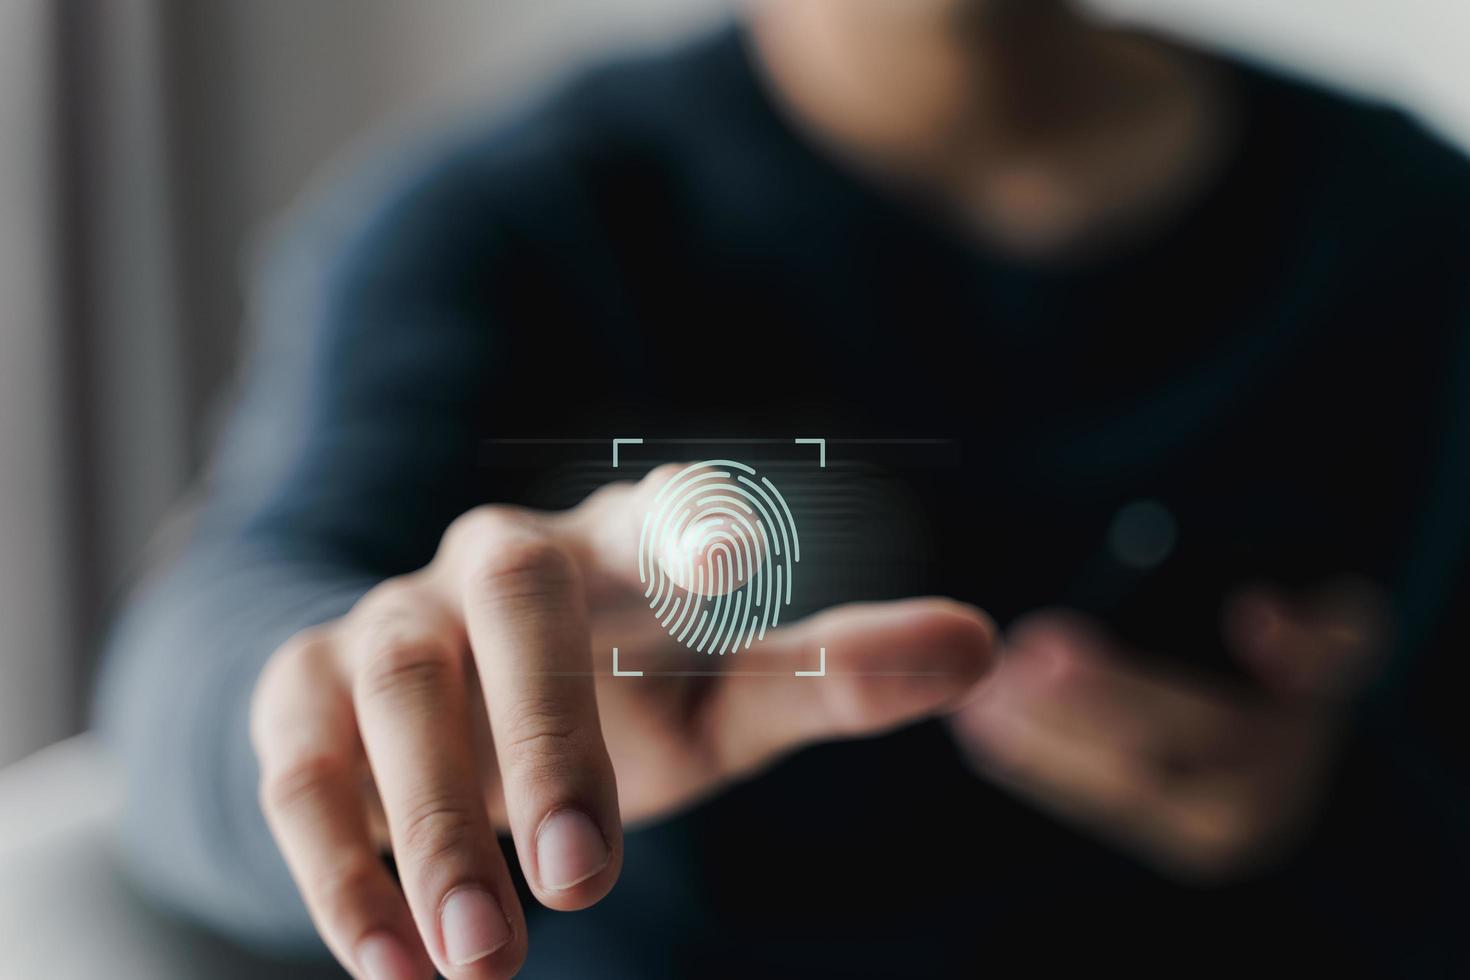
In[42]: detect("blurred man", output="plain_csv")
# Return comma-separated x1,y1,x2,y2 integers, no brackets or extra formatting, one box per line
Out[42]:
99,0,1469,977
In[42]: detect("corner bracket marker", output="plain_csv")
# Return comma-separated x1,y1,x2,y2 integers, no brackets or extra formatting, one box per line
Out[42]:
612,647,643,677
612,438,643,468
794,438,826,467
796,646,826,677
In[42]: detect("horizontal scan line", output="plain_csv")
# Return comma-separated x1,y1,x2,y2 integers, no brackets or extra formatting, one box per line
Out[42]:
480,437,958,445
474,670,960,677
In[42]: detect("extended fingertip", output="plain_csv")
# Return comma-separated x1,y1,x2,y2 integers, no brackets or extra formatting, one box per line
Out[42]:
846,601,1000,714
440,886,513,967
536,808,612,892
907,598,1001,678
355,932,423,980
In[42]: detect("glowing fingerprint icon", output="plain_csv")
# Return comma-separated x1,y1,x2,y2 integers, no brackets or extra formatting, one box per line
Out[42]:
638,460,800,654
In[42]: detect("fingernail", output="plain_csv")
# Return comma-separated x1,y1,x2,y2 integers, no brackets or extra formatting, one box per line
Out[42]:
536,808,610,891
355,932,418,980
440,886,512,966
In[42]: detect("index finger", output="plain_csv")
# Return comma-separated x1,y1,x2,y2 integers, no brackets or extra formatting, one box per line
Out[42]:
434,508,622,911
554,462,762,604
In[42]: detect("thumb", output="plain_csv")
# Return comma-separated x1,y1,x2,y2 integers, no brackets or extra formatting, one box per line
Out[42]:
699,598,998,778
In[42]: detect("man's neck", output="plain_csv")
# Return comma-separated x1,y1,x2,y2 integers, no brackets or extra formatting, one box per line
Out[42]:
748,0,1235,257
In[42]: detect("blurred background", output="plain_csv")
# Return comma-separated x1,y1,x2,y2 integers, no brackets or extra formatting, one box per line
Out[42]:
2,0,1469,776
0,1,1468,977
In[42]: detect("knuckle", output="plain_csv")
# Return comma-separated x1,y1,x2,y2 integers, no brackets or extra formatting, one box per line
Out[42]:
582,478,636,510
278,624,336,661
355,639,459,706
445,506,581,604
468,533,578,605
260,751,347,818
265,627,335,686
645,463,684,490
447,505,528,556
397,797,481,867
345,581,460,702
477,529,574,584
350,578,444,644
505,725,580,765
500,702,592,785
250,628,335,748
355,576,424,617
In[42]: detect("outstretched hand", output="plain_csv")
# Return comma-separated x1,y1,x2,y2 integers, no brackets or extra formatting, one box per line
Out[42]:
250,465,997,979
